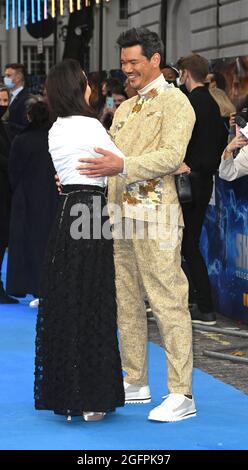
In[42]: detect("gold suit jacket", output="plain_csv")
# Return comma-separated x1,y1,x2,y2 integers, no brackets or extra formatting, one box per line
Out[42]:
108,86,196,226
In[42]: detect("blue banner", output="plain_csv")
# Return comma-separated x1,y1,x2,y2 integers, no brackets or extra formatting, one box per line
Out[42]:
201,175,248,323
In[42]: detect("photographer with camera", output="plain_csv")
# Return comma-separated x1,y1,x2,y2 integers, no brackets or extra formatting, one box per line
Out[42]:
219,115,248,181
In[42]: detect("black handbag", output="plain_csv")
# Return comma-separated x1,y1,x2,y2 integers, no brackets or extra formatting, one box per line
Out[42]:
175,173,192,204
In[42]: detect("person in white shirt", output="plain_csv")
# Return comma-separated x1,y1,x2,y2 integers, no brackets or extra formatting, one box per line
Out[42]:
219,134,248,181
34,59,125,423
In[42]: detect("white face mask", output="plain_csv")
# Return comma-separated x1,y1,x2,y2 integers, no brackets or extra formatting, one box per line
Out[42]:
176,77,182,87
4,76,15,89
177,71,185,87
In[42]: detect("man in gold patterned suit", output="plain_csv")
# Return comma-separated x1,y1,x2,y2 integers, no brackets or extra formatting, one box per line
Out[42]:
78,28,196,422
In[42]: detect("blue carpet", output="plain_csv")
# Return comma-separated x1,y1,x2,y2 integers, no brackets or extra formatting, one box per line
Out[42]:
1,259,248,450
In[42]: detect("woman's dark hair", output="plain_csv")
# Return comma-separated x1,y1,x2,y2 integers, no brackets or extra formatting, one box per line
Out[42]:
27,100,50,129
0,84,10,96
87,71,105,113
212,71,227,91
117,27,164,61
103,77,122,94
45,59,95,120
111,84,128,99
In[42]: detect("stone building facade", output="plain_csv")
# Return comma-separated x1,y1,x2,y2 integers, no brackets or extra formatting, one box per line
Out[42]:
0,1,247,75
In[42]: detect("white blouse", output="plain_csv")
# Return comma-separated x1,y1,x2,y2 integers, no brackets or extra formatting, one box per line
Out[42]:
219,144,248,181
48,115,124,187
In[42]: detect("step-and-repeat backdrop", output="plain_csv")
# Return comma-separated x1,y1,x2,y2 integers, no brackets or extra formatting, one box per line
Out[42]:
200,56,248,323
201,176,248,323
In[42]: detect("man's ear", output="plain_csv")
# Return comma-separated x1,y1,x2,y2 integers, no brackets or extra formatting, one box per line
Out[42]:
151,53,161,69
184,69,190,81
15,71,21,82
16,71,23,84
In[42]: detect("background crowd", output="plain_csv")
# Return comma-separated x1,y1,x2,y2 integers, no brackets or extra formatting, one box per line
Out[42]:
0,55,247,316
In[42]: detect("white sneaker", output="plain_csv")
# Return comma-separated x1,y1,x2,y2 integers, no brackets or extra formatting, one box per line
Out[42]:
148,393,196,422
124,381,151,404
29,298,39,308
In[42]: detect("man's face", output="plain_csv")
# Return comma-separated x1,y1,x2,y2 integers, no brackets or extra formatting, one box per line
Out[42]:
4,67,22,89
120,45,160,91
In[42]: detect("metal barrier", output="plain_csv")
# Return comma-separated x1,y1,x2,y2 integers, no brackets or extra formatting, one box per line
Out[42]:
193,324,248,364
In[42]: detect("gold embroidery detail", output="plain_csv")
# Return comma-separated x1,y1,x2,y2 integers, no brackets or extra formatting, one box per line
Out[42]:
132,102,143,114
123,178,164,208
131,88,159,114
139,179,158,195
123,193,140,205
146,89,159,99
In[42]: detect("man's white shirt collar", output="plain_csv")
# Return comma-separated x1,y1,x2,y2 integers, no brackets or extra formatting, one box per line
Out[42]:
10,86,24,104
138,74,167,97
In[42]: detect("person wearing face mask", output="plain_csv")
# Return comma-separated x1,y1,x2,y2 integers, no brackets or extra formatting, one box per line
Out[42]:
161,64,180,87
4,63,30,141
0,85,19,304
0,85,9,119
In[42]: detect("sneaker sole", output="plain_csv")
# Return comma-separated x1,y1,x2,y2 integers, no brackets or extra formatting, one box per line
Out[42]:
148,411,196,422
192,319,216,326
125,397,151,404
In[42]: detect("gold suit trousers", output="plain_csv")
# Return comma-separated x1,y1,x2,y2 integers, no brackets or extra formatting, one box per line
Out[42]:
113,221,193,395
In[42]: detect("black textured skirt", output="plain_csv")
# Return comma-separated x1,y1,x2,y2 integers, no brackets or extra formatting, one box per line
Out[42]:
34,185,124,415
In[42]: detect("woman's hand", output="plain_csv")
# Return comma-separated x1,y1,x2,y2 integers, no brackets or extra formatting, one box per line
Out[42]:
172,162,191,175
229,112,236,128
223,135,248,160
227,135,248,152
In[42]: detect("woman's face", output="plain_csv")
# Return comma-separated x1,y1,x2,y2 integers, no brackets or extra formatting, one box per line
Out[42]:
0,90,9,106
102,82,108,96
84,83,92,105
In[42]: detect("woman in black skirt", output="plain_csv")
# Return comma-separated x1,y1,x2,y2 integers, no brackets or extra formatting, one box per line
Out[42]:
34,59,125,422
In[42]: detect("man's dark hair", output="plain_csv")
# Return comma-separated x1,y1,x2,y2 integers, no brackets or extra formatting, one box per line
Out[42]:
5,63,26,81
177,54,209,83
117,27,164,61
45,59,95,121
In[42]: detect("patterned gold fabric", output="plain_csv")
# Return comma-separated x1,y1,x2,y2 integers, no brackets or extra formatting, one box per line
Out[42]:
114,223,193,393
108,85,196,224
109,84,196,393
